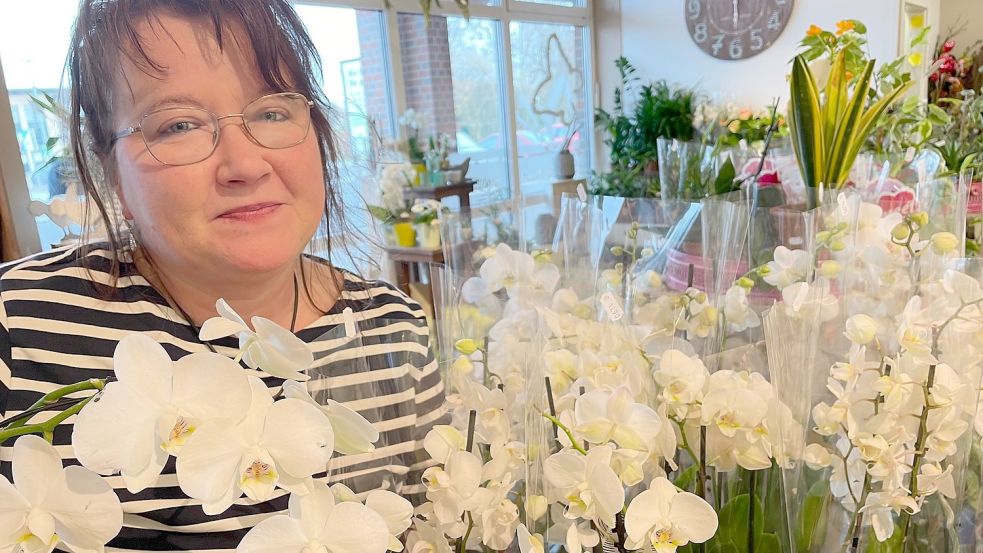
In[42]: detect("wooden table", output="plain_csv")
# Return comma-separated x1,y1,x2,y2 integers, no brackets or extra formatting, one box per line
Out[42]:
403,179,475,215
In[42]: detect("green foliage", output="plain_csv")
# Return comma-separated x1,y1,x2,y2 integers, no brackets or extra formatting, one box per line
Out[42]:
367,204,399,224
795,480,830,552
708,492,781,553
932,89,983,174
867,95,951,155
788,50,912,207
593,57,696,197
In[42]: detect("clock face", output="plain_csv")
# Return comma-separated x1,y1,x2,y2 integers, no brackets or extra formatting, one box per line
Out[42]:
685,0,794,60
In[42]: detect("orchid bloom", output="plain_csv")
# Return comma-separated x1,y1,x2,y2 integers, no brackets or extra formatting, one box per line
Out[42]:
281,380,379,455
72,333,252,493
365,490,415,552
421,450,486,525
762,246,811,289
177,376,335,515
0,435,123,553
199,298,314,381
236,481,390,553
543,445,625,527
515,524,545,553
574,387,663,451
624,477,718,553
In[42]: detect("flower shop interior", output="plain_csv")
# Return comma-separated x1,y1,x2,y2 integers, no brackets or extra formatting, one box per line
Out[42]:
3,0,983,551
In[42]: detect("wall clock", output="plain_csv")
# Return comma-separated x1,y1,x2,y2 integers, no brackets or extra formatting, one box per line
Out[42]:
684,0,795,61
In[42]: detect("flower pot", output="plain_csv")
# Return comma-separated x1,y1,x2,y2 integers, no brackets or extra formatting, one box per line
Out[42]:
416,222,440,249
393,221,416,247
553,149,575,179
411,163,426,187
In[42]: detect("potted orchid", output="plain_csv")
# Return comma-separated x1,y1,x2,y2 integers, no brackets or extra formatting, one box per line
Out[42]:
0,302,410,553
412,199,446,250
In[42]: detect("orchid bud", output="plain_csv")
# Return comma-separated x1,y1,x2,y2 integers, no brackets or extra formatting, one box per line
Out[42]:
455,338,479,355
891,223,911,241
911,211,929,227
525,495,548,521
820,260,842,277
737,276,755,289
844,314,878,345
931,232,959,254
646,271,663,288
830,240,846,252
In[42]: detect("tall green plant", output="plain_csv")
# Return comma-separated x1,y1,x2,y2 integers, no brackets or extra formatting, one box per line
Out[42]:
788,50,912,208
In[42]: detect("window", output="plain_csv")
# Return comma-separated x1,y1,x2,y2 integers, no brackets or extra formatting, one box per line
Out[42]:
509,20,592,195
0,0,80,250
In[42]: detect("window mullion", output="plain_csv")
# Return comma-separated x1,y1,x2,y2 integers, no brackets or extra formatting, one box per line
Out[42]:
497,16,521,200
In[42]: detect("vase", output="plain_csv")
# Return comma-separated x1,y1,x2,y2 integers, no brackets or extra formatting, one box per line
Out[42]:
416,222,440,249
411,163,426,187
393,221,416,247
553,149,575,179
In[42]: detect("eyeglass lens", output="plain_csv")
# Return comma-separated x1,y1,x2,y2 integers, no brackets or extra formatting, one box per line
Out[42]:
139,93,311,165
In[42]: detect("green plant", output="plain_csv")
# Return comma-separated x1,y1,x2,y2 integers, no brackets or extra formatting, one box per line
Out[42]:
788,49,912,208
932,88,983,174
867,95,951,156
592,57,697,197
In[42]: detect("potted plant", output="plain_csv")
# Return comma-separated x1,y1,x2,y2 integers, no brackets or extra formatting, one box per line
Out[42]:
788,20,916,208
366,161,414,246
411,199,445,249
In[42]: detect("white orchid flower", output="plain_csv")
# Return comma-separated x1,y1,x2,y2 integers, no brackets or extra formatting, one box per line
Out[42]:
281,380,379,455
781,281,839,322
0,435,123,553
177,376,335,514
72,333,252,493
860,489,919,542
236,481,390,553
564,519,600,552
365,490,414,552
653,349,708,419
199,298,314,381
421,450,486,525
544,445,625,527
480,499,521,550
722,284,760,332
762,246,811,289
624,477,718,552
574,387,663,451
516,524,545,553
423,425,467,465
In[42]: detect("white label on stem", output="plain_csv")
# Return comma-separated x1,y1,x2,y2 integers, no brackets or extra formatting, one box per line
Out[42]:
577,182,587,202
599,292,624,322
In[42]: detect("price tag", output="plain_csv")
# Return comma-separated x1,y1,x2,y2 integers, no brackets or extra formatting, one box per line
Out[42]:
599,292,624,322
577,182,587,202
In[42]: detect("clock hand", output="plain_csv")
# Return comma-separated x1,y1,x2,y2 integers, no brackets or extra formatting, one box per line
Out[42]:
732,0,739,27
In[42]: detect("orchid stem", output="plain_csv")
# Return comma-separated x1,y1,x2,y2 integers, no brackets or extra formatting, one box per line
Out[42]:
541,412,587,455
0,392,99,445
0,378,107,430
545,377,559,447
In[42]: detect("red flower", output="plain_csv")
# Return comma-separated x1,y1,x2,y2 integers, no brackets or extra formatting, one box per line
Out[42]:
942,39,956,53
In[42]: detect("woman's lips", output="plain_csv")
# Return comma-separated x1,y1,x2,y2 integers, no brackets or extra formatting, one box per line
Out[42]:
218,203,282,221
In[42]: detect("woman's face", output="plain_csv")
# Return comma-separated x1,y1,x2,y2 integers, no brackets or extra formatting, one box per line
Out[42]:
112,13,326,277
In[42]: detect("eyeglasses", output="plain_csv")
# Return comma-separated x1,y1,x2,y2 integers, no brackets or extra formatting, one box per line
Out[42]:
112,92,315,166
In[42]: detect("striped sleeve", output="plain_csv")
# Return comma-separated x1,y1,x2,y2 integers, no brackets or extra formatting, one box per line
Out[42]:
0,285,10,419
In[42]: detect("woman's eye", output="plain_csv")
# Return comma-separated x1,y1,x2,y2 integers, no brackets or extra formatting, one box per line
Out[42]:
260,111,288,122
163,121,198,134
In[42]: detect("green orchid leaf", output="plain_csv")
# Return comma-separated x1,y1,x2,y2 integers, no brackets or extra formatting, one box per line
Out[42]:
789,55,825,194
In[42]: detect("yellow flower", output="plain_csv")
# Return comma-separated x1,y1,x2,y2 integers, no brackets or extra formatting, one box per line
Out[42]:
835,20,855,36
806,24,823,37
909,14,925,29
907,52,923,66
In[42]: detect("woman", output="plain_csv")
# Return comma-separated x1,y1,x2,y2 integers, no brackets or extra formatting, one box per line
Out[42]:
0,0,444,549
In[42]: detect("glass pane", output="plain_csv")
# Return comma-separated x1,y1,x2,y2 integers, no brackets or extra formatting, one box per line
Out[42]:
297,6,394,267
398,13,510,204
509,21,591,196
0,0,80,249
514,0,586,9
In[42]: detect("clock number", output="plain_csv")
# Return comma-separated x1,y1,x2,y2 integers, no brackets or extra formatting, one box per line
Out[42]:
712,34,724,56
750,29,764,51
767,10,781,31
693,22,708,43
687,0,701,19
729,38,744,59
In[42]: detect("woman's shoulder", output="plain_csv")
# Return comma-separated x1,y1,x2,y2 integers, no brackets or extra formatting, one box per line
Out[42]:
336,269,427,322
0,242,147,299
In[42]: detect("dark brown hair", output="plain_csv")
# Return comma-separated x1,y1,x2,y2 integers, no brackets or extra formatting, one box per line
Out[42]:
67,0,352,294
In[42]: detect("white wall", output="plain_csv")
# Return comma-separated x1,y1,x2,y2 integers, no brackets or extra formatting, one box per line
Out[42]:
940,0,983,54
618,0,903,108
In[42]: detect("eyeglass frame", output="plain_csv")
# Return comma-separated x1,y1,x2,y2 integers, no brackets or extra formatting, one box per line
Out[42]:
110,91,316,166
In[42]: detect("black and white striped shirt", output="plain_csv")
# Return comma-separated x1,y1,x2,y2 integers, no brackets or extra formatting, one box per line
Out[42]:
0,244,446,552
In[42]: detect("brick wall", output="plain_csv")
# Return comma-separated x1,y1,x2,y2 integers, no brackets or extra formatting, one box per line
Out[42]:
397,14,458,141
355,10,392,139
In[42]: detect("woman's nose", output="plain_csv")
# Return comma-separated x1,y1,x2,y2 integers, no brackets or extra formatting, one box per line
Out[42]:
212,117,273,186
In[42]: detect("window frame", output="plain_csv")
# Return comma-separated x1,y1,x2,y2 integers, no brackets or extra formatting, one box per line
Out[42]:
0,0,596,255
